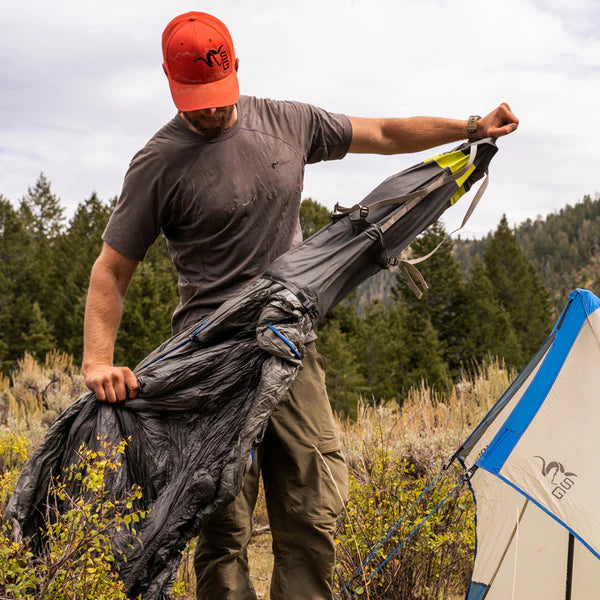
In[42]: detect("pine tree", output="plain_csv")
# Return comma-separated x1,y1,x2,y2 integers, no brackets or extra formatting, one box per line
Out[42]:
299,198,331,238
315,320,366,417
402,308,450,394
20,302,56,359
462,258,523,368
50,194,114,359
13,175,66,338
18,173,65,239
0,267,11,369
395,221,469,377
484,215,552,360
0,197,39,370
354,300,409,401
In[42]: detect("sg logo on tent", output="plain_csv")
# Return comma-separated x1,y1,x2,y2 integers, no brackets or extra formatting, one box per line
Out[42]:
535,455,577,500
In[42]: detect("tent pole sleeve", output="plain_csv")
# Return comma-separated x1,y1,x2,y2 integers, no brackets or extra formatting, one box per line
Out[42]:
333,144,478,218
565,533,575,600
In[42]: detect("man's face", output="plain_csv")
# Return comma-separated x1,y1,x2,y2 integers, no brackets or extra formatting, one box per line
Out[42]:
182,105,237,138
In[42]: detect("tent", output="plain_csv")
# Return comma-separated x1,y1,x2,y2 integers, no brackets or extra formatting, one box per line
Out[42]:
460,288,600,599
5,138,497,599
335,288,600,600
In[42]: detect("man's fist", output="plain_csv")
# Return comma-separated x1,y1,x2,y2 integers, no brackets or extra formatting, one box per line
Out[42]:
83,365,139,403
478,103,519,139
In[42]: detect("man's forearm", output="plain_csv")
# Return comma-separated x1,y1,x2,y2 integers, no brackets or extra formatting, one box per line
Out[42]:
349,115,468,154
82,246,139,403
348,103,519,154
382,116,468,154
82,262,126,372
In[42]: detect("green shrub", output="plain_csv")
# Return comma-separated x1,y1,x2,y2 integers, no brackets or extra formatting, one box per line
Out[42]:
0,440,147,600
0,429,30,509
335,448,474,600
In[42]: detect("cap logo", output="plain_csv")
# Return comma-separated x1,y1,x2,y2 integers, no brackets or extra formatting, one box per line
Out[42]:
194,45,230,70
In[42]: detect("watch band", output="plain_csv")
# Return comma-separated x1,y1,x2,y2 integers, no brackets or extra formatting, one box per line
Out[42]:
467,115,481,142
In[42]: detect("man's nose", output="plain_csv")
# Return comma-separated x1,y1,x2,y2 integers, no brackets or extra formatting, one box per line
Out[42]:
200,108,217,117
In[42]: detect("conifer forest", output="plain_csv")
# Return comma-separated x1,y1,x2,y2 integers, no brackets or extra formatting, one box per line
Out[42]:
2,176,599,415
1,175,599,598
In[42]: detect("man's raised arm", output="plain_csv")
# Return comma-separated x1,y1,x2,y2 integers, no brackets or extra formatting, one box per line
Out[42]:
82,242,140,403
348,103,518,154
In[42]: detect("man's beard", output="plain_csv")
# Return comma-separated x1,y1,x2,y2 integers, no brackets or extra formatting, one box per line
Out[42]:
183,105,236,138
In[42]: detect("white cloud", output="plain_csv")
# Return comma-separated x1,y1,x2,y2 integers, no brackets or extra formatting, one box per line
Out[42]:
1,0,598,238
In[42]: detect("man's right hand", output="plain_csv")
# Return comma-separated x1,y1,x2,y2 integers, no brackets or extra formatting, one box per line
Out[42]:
83,243,140,404
84,365,139,403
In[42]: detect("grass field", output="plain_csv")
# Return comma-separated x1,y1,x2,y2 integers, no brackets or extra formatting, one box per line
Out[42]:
0,353,512,599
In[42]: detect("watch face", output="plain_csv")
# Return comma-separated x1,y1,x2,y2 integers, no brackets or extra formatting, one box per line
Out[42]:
467,116,480,137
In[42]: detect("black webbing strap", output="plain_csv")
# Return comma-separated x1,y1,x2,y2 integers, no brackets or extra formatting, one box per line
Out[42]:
262,272,320,321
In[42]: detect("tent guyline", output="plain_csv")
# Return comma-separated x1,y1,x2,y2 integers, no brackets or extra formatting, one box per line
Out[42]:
334,450,475,599
339,476,472,599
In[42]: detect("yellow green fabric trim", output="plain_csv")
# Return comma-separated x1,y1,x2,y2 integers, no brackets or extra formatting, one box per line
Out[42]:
450,185,466,206
424,150,475,205
424,149,468,173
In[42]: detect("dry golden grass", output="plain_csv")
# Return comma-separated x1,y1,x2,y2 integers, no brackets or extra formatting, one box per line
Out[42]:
341,358,513,475
248,528,274,599
2,353,515,599
1,350,86,443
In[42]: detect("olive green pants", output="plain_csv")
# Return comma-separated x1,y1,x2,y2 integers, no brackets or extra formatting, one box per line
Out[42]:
194,342,348,599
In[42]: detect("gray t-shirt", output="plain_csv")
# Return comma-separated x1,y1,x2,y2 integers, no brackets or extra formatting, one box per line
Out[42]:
103,95,352,334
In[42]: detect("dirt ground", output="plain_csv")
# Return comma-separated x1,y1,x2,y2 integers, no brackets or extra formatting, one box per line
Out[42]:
248,531,274,599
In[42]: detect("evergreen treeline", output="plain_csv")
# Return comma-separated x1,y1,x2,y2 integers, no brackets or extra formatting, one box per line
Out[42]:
454,194,600,313
299,198,552,415
2,176,552,418
0,174,179,372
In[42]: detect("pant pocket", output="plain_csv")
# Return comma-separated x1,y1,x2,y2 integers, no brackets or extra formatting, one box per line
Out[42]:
317,439,348,520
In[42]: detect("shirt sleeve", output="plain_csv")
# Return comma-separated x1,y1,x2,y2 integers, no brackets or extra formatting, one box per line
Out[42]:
303,103,353,164
272,99,353,165
102,144,170,262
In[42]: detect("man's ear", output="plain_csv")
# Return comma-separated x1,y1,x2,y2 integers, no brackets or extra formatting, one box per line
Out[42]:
235,58,239,72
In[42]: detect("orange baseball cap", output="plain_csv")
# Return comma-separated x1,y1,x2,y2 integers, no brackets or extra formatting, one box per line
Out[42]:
162,12,239,112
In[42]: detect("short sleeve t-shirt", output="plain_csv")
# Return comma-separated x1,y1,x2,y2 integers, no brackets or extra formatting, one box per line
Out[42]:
103,95,352,334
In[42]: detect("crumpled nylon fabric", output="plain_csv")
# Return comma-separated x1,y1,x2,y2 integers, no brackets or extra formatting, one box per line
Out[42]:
4,139,498,599
5,282,309,598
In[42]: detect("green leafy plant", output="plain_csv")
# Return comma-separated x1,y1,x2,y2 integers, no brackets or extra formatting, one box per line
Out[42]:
0,439,147,600
335,441,474,599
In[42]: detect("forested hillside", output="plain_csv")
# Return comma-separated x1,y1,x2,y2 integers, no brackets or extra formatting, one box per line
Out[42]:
454,194,600,314
0,174,179,373
4,175,592,417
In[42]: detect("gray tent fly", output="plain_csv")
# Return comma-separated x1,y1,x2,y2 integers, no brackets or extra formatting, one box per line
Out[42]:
4,138,497,598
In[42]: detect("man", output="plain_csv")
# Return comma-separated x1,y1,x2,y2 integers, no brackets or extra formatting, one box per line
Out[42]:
82,11,518,600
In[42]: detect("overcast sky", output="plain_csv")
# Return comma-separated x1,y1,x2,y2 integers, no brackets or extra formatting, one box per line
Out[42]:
2,0,599,238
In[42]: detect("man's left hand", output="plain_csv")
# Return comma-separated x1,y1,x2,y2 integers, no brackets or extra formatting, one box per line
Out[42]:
478,103,519,139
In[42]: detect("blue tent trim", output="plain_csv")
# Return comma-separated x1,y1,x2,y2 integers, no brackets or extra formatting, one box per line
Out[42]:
476,289,600,475
465,581,489,600
457,332,554,462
